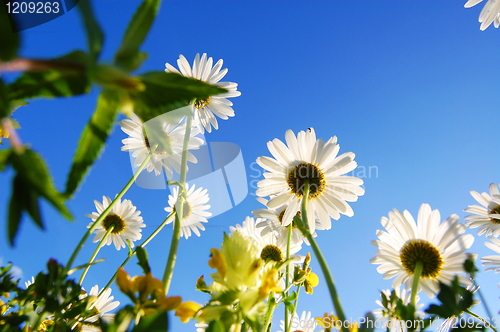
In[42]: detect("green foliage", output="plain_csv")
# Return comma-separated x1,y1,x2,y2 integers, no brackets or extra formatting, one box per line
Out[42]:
136,247,151,274
131,311,169,332
65,89,120,196
130,71,227,122
206,320,225,332
0,80,10,119
77,0,104,62
6,51,90,101
426,277,474,319
7,149,72,245
114,0,162,72
0,3,20,61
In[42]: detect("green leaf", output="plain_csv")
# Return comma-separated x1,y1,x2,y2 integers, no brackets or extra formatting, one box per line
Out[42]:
131,311,168,332
426,277,474,319
136,247,151,274
114,0,161,72
6,51,90,101
77,0,104,62
130,71,227,122
0,80,10,119
8,174,43,246
65,89,120,196
206,320,225,332
7,149,73,245
0,149,12,171
0,3,20,61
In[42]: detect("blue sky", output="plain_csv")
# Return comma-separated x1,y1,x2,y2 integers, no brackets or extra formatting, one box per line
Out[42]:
1,0,500,330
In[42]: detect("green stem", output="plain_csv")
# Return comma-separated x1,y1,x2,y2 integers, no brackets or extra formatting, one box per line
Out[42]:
287,284,302,332
163,113,193,293
78,226,114,285
298,180,348,332
284,224,292,332
410,261,423,308
64,153,152,275
263,292,278,332
100,212,176,294
465,310,499,332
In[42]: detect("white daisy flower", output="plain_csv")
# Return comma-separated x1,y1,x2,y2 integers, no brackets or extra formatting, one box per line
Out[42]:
81,285,120,331
373,287,424,332
164,184,211,239
370,203,474,298
24,276,34,288
119,112,204,178
86,196,145,250
464,183,500,237
255,128,364,233
230,216,302,264
279,311,317,332
165,53,241,133
481,237,500,272
465,0,500,30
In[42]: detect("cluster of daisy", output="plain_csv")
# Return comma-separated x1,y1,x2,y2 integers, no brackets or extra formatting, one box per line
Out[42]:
77,52,500,332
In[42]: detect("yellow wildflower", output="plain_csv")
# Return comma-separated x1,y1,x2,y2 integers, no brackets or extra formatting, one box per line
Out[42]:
175,301,202,323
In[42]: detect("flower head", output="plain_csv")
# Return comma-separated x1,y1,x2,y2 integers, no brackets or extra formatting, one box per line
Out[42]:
164,184,211,239
465,0,500,30
256,128,364,232
86,196,145,250
119,112,203,178
165,53,241,133
465,183,500,237
81,285,120,331
370,204,474,297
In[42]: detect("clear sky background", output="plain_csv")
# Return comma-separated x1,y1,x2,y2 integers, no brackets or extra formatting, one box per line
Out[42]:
1,1,500,331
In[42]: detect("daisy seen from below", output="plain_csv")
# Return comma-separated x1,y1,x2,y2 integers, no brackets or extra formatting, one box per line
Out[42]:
370,203,474,297
464,183,500,237
464,0,500,30
256,128,365,233
80,285,120,332
373,287,424,332
481,237,500,272
165,53,241,133
164,184,211,239
86,196,145,250
119,112,204,178
230,216,302,264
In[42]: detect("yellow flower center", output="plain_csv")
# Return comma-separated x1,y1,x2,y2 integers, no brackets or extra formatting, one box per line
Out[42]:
194,96,211,109
287,163,325,198
174,201,192,220
260,244,284,262
400,240,443,278
102,213,126,234
489,205,500,224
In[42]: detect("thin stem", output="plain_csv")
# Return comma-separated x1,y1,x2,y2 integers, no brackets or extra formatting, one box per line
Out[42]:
284,224,292,332
466,310,498,332
298,180,348,332
410,261,423,308
64,153,152,275
263,292,278,332
100,212,176,294
287,284,302,332
78,226,114,285
163,113,193,293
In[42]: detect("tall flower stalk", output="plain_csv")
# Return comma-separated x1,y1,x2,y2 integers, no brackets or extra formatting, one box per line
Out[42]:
162,113,194,293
